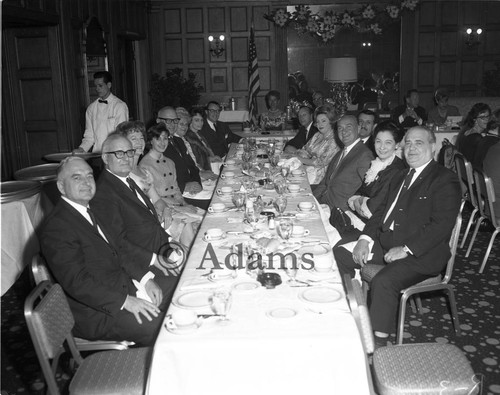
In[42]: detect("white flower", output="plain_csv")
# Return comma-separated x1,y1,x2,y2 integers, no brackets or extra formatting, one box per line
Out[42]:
402,0,419,11
386,5,400,19
370,23,382,35
323,15,333,26
321,30,335,42
362,5,375,19
307,19,319,33
274,9,289,27
341,12,355,26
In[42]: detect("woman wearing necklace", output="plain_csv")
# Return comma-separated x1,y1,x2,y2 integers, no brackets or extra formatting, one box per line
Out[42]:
456,103,492,163
259,90,287,131
427,88,460,126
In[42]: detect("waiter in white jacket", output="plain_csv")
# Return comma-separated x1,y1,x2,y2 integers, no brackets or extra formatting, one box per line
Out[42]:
74,71,129,153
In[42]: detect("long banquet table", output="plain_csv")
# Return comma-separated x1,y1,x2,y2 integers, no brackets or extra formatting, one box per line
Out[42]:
146,143,371,395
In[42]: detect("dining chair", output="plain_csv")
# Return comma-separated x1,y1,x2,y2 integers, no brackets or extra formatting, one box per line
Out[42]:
454,152,479,248
31,254,133,352
465,169,499,273
361,214,462,344
344,276,479,395
25,281,150,395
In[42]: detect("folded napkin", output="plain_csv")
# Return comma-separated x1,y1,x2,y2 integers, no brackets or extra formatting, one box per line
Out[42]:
278,157,302,171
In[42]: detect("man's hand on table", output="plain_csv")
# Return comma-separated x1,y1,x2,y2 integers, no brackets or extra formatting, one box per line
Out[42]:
123,295,160,324
184,182,202,194
352,239,370,267
145,279,163,307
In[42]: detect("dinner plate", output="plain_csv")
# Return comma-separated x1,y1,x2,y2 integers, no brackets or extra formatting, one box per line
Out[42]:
266,307,298,319
298,287,342,305
165,317,203,334
233,281,260,291
172,290,212,309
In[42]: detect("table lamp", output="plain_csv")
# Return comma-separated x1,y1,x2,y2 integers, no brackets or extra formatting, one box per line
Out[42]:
324,57,358,115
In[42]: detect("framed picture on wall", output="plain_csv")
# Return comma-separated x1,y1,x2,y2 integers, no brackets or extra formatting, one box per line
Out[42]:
210,68,227,92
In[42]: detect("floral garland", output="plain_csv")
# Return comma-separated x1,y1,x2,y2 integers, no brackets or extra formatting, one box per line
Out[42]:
264,1,418,44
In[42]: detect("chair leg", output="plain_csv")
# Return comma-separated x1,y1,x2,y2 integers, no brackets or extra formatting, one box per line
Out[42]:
445,285,461,337
460,208,478,249
409,297,417,314
479,229,499,274
362,280,369,302
465,217,484,258
415,295,423,314
397,293,410,345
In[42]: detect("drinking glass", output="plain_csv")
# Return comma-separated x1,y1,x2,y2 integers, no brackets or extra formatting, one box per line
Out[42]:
274,179,286,195
277,218,293,241
245,207,261,230
284,256,299,284
269,153,280,168
281,165,290,182
273,195,288,216
232,191,246,211
210,288,233,325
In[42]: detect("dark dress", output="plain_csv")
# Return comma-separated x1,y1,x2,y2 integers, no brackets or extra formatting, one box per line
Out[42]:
457,131,483,164
185,129,212,171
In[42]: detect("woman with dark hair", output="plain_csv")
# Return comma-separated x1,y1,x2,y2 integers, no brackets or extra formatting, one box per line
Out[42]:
259,90,286,131
186,107,222,166
295,104,340,184
347,120,406,223
456,103,492,163
427,88,460,126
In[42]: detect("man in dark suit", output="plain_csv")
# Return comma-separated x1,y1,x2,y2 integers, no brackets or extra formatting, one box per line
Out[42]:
334,126,461,344
392,89,427,129
284,105,318,153
41,157,167,345
358,109,377,156
92,134,181,295
199,101,240,158
313,115,374,211
157,106,202,194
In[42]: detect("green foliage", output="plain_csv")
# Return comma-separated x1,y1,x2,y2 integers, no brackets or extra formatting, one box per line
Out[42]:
483,62,500,97
149,68,203,114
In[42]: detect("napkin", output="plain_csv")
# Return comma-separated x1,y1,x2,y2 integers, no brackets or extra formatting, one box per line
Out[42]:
277,157,302,171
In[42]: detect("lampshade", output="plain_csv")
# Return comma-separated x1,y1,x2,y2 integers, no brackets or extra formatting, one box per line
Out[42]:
324,57,358,83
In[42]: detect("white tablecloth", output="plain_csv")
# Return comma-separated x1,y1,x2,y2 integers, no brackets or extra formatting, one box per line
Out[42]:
147,144,371,395
1,193,44,295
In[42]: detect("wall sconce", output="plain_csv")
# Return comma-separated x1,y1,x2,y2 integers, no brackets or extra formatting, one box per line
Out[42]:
208,34,225,57
465,27,483,47
362,42,372,48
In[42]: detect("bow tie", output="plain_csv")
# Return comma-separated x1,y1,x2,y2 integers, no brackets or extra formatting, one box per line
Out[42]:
98,99,108,104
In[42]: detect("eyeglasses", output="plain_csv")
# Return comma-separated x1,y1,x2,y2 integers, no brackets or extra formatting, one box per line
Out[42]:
104,149,136,159
477,115,491,120
158,117,180,125
207,109,221,114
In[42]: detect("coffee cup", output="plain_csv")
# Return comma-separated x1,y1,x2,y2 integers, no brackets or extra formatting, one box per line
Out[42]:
299,245,332,273
298,202,314,212
221,171,235,179
288,184,300,194
292,225,310,238
292,169,304,177
208,203,226,213
204,228,225,241
243,127,251,132
169,310,198,328
217,186,233,196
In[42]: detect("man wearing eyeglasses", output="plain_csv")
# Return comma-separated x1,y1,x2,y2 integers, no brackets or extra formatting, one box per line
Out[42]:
199,101,241,158
92,133,181,312
156,107,203,197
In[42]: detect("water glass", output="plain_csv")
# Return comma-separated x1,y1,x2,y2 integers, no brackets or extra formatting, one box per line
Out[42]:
273,195,288,216
232,191,246,211
210,288,233,325
274,179,286,195
277,218,293,241
281,165,290,181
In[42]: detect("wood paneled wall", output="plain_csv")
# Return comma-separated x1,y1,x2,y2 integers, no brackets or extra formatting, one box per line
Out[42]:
400,0,500,110
147,2,279,111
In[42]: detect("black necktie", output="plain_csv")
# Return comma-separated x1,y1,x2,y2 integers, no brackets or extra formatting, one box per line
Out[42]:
126,177,159,221
87,207,99,232
383,169,416,231
98,99,108,104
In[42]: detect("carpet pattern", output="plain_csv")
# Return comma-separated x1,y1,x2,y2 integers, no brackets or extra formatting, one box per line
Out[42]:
1,207,499,394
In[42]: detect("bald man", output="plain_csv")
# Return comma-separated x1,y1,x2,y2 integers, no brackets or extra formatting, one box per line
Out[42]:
41,157,166,345
313,115,374,211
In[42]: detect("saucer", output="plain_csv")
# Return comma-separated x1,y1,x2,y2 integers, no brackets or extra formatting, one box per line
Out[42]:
172,290,212,309
203,232,227,242
298,287,342,305
233,281,260,291
266,307,298,319
165,317,203,335
208,271,237,282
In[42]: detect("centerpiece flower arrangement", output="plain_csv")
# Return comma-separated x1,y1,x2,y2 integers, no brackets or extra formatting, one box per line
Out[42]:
264,1,419,45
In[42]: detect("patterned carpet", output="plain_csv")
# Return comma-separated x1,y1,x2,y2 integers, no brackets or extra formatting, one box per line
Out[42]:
1,207,499,395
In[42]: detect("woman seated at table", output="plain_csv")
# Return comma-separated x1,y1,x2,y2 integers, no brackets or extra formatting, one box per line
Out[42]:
456,103,492,164
427,88,460,126
115,121,197,247
294,104,340,185
175,107,218,181
187,107,222,165
347,121,406,225
139,123,204,242
259,90,287,131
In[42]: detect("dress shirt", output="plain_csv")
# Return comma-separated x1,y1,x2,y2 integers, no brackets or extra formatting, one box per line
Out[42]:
207,119,217,132
344,138,361,156
79,93,129,152
361,136,370,144
305,123,313,140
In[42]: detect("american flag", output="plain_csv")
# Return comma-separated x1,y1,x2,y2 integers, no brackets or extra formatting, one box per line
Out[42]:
247,22,260,126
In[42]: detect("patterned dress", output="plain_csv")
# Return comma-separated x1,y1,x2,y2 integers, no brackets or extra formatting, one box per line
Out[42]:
297,131,340,184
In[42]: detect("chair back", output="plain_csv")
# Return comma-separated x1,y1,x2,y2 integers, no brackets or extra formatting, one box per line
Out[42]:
443,214,462,284
31,254,54,285
474,169,498,229
454,153,477,208
25,281,82,395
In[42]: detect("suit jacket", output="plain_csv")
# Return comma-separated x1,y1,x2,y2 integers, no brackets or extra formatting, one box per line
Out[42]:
285,123,319,150
92,170,171,275
363,135,376,157
314,140,374,211
164,136,201,192
199,119,240,158
185,129,212,170
364,161,462,275
392,105,427,128
40,199,137,340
